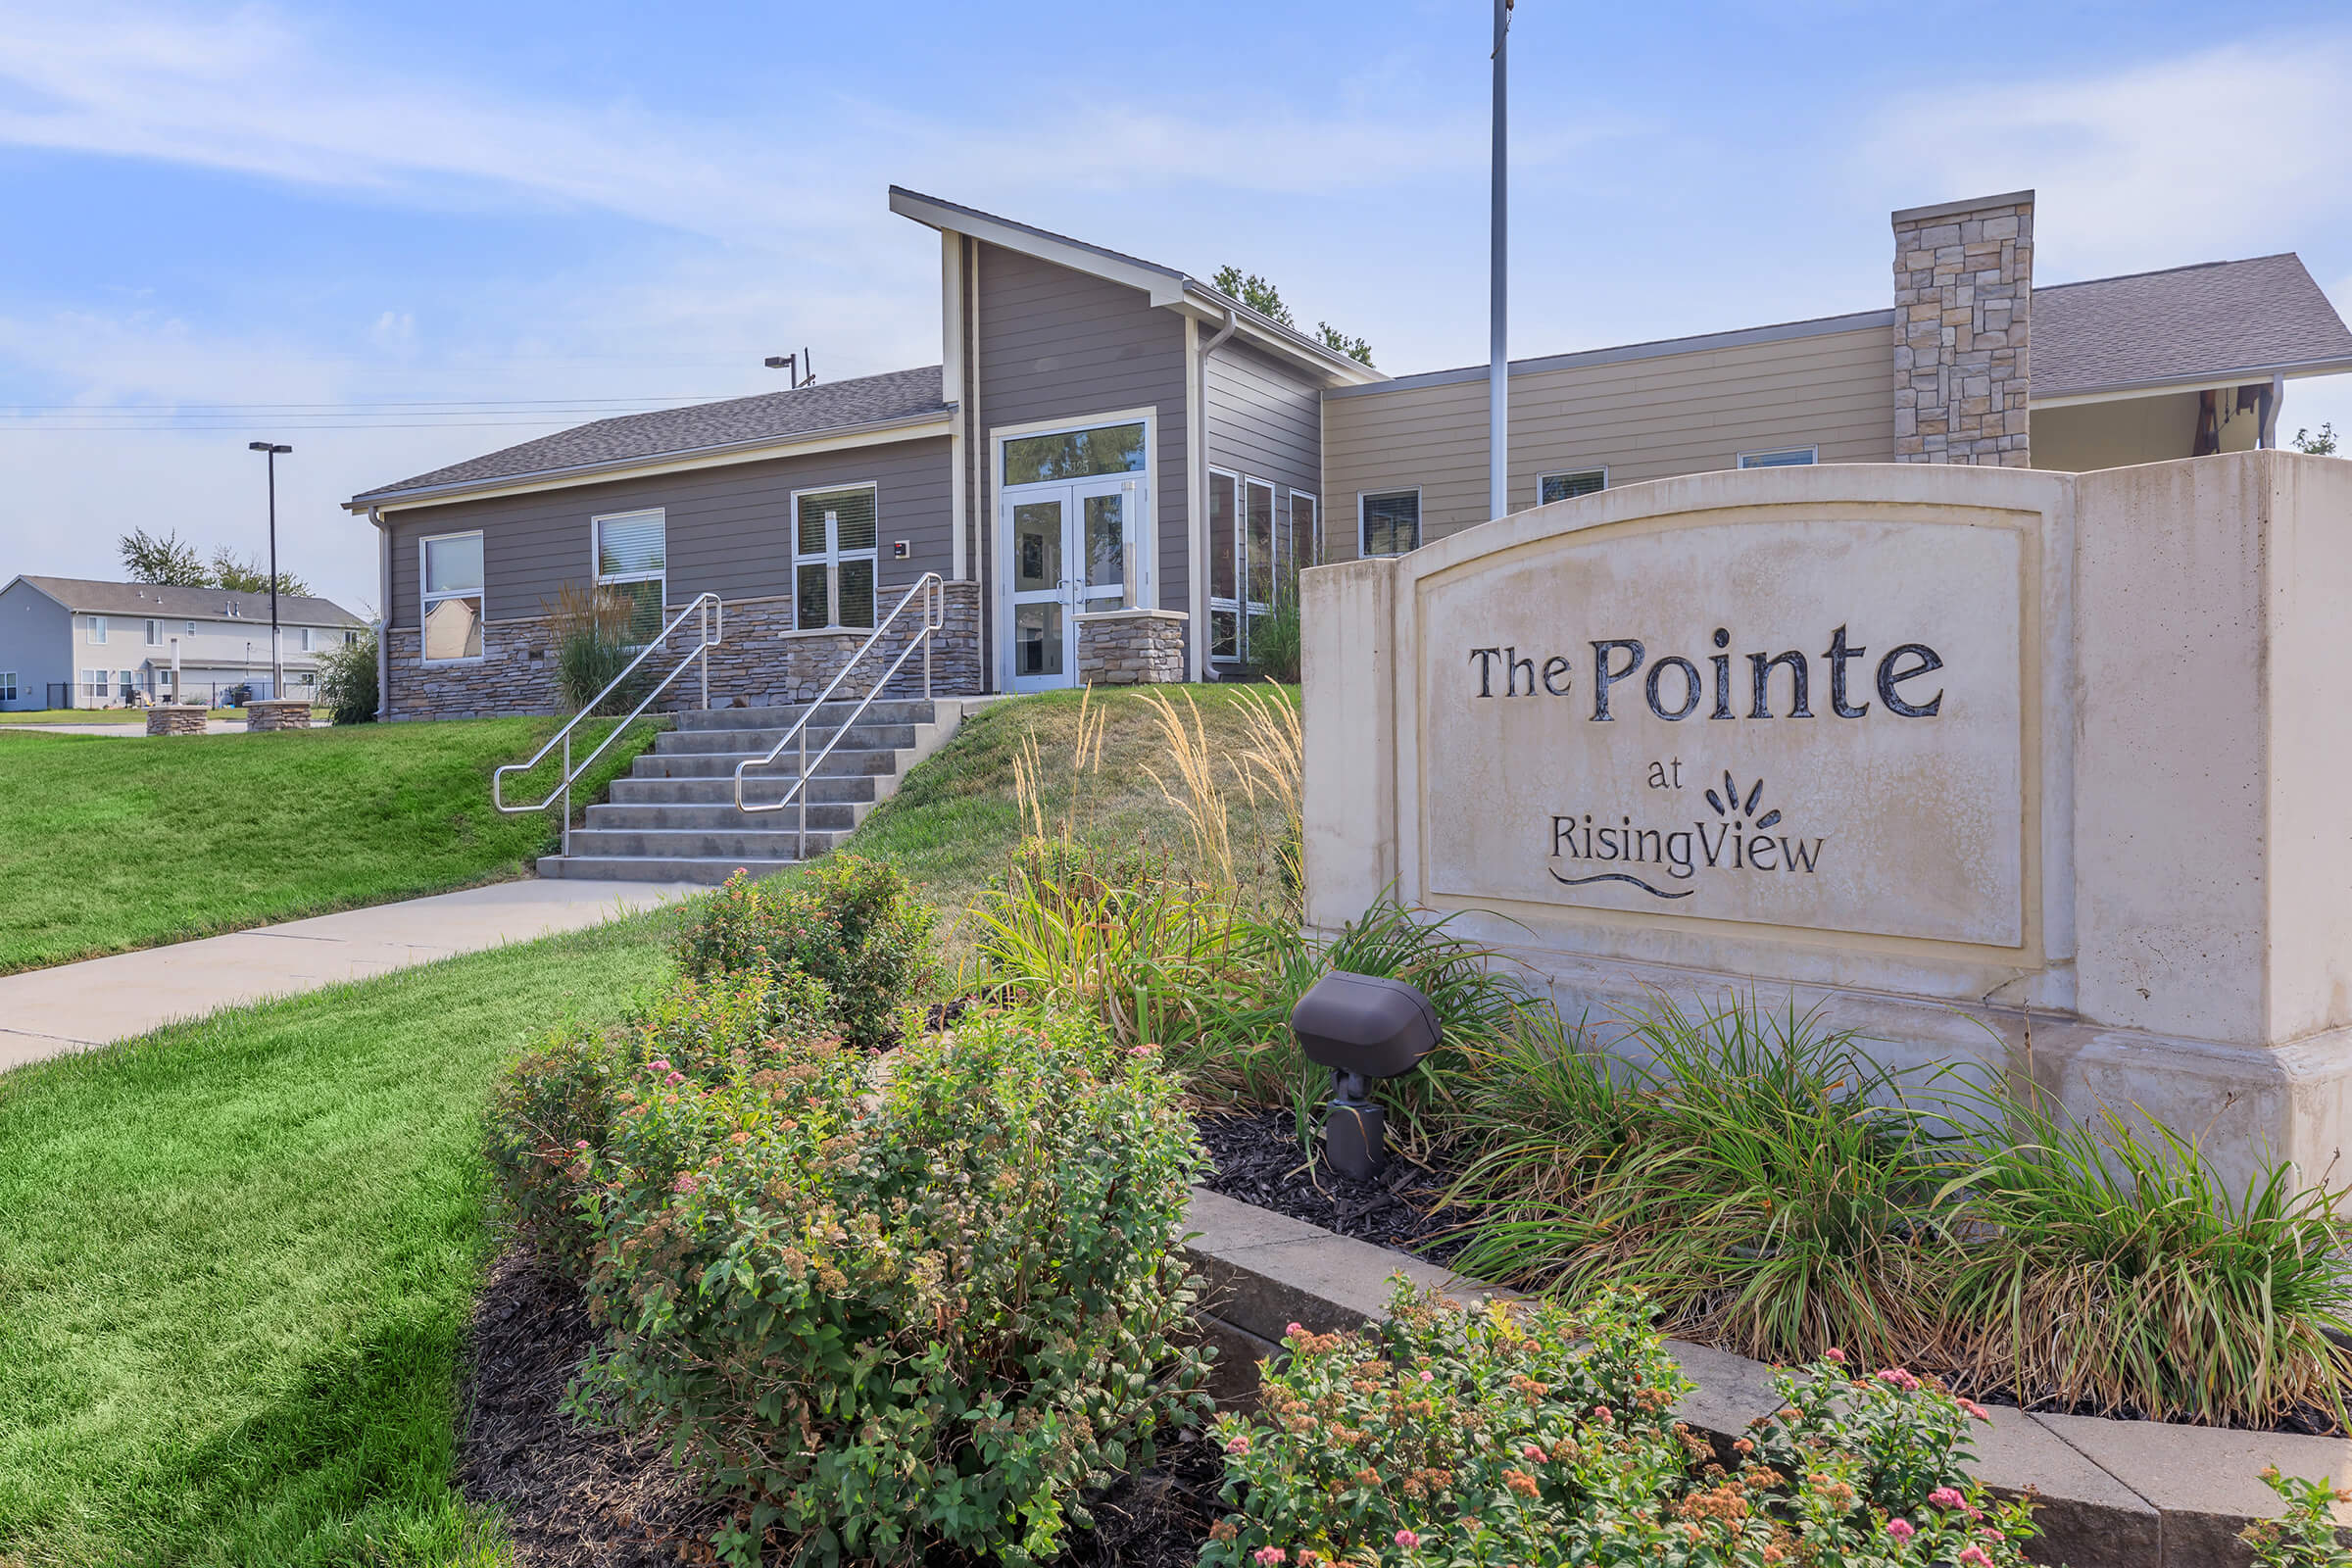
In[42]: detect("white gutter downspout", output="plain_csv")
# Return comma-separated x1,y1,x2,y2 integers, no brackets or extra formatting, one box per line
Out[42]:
369,506,391,720
1195,305,1239,682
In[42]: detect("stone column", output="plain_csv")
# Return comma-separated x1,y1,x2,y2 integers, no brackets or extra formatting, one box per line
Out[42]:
145,704,207,736
1892,190,2033,466
245,698,316,731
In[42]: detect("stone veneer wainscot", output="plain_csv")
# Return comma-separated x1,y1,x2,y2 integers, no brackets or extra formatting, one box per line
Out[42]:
1892,190,2033,466
384,583,984,722
1074,609,1189,686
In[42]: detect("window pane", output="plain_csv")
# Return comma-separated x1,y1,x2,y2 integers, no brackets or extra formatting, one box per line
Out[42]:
1292,495,1318,567
837,558,875,629
1541,470,1605,504
1208,472,1236,598
1003,422,1146,485
423,533,484,594
608,578,665,644
1209,609,1239,660
596,512,665,577
1014,601,1063,676
798,486,876,555
797,563,830,628
1362,492,1419,557
423,595,482,661
1245,481,1275,608
1084,494,1124,591
1014,501,1062,592
1740,447,1816,468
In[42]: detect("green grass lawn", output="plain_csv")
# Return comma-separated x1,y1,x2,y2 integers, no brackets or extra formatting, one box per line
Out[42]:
0,686,1292,1565
0,717,655,974
0,914,677,1568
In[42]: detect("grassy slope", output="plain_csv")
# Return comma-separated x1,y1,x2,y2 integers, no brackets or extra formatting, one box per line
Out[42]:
858,683,1298,958
0,718,654,974
0,685,1291,1565
0,915,676,1568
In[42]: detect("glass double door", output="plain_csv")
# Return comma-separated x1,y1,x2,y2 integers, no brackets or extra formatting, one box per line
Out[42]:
1004,474,1135,691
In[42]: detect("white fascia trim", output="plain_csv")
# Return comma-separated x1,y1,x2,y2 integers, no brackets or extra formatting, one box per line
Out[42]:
890,188,1190,307
350,412,953,514
1174,290,1390,385
2031,357,2352,409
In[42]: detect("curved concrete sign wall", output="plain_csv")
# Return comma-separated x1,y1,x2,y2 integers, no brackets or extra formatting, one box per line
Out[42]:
1301,453,2352,1183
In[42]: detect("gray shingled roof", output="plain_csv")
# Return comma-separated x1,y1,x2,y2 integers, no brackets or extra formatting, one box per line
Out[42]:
15,575,365,626
2034,254,2352,400
351,366,948,504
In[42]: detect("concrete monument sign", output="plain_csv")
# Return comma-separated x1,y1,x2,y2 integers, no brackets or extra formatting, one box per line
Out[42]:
1302,453,2352,1184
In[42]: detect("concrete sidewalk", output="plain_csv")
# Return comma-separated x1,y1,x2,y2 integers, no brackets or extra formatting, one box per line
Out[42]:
0,878,703,1074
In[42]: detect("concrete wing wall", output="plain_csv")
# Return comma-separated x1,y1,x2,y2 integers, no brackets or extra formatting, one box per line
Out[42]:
1320,323,1895,561
383,436,954,628
973,242,1191,613
0,579,70,708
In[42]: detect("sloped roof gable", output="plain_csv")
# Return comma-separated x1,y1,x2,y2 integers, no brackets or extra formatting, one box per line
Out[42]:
15,575,365,625
2034,253,2352,400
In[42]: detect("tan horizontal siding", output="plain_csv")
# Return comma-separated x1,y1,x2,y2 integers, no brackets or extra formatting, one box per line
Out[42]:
1321,326,1895,562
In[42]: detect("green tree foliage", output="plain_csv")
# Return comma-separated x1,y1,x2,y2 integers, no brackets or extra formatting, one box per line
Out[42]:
208,548,312,598
117,526,210,585
316,627,380,724
1213,265,1374,366
2292,422,2338,456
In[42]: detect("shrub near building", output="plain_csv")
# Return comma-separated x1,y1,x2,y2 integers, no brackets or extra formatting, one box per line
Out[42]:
490,861,1210,1567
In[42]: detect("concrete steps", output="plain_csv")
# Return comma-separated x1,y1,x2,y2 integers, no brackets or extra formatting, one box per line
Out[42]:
536,696,987,884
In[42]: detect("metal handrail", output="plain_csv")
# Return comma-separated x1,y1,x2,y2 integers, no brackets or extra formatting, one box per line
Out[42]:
492,591,723,857
733,572,946,858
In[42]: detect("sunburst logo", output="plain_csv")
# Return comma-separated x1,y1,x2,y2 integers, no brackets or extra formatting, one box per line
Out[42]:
1703,771,1783,831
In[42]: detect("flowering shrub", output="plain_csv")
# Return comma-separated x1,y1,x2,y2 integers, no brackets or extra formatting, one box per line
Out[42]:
2241,1467,2352,1567
488,967,829,1270
543,1006,1208,1566
674,857,935,1051
1204,1280,2038,1568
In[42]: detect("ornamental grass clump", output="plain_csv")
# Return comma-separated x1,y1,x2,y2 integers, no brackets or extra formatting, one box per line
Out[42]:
496,1004,1212,1567
1204,1280,2038,1568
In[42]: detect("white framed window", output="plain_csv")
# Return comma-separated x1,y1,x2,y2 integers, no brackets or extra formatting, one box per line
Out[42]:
185,620,197,637
1290,492,1320,569
299,626,315,653
81,668,108,700
1738,445,1818,468
793,484,878,630
419,530,486,663
120,669,135,702
592,510,667,644
144,618,162,646
1539,467,1607,504
344,629,359,646
1359,490,1421,558
85,615,107,644
0,671,16,703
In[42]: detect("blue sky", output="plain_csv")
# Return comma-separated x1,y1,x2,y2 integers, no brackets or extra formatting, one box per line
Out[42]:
3,0,2349,612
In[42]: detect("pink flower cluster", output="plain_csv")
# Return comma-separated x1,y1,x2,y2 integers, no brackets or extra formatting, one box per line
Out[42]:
1252,1547,1286,1566
1875,1367,1923,1393
1884,1517,1915,1543
1394,1530,1420,1550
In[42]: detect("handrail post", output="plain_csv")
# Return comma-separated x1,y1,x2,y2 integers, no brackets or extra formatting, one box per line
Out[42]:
699,601,709,711
562,732,572,858
923,581,934,701
798,718,808,861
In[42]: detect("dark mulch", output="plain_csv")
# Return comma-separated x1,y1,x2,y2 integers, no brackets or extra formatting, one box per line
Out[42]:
460,1247,1224,1566
460,1249,729,1567
1194,1105,1475,1265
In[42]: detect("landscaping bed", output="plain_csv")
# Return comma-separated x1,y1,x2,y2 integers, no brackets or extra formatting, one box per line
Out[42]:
1194,1107,1474,1264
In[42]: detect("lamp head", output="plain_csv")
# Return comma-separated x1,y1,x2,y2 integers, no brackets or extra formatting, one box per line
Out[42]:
248,442,292,454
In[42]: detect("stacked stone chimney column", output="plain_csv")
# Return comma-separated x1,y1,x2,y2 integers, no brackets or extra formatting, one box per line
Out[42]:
1892,191,2034,466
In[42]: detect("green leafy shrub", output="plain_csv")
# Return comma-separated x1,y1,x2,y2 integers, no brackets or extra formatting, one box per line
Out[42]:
563,1006,1210,1566
547,581,648,714
1250,580,1301,682
2242,1467,2352,1566
488,968,829,1269
675,858,936,1050
1205,1280,2037,1568
316,627,379,724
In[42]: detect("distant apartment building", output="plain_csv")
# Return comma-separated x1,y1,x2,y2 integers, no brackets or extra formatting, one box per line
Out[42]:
0,576,368,710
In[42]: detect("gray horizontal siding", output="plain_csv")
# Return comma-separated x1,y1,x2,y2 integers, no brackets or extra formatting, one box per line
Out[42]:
385,436,953,627
1206,339,1323,564
975,242,1191,615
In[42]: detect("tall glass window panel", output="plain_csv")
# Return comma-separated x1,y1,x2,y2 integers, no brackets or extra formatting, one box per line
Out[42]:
1361,491,1419,558
793,485,879,629
1244,480,1276,608
1002,422,1146,485
1013,501,1062,593
1208,472,1237,601
1540,469,1606,504
1084,494,1124,595
1290,493,1318,569
594,511,666,645
1015,602,1063,677
420,532,485,662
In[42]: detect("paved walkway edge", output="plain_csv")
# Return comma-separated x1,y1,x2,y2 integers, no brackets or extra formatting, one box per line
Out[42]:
1181,1187,2352,1568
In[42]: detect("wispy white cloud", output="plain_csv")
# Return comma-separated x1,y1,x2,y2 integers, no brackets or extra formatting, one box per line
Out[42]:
1865,37,2352,277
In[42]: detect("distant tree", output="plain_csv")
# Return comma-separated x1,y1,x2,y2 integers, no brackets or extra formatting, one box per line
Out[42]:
1213,265,1376,367
118,527,209,585
209,547,312,599
2292,422,2338,456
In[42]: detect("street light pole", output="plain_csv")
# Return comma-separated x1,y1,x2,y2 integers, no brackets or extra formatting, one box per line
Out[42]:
1490,0,1512,523
249,441,292,697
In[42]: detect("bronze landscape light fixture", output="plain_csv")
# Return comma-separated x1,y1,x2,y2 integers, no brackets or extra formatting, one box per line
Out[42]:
1288,971,1442,1179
